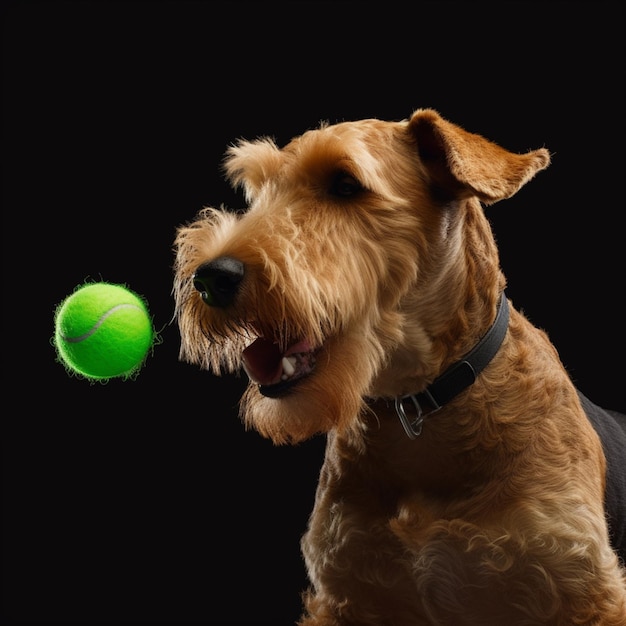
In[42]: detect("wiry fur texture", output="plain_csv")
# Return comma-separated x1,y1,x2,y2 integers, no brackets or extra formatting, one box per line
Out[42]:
173,109,626,625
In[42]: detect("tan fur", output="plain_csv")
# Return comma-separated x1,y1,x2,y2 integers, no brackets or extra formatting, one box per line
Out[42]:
173,109,626,625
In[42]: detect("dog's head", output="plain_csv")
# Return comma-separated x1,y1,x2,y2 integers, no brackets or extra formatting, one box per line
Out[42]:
173,109,550,444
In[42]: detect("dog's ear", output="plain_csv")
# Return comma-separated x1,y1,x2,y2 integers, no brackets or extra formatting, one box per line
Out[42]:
408,109,551,204
222,137,282,202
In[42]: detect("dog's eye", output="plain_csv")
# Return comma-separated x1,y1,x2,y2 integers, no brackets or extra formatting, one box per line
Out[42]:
330,173,363,198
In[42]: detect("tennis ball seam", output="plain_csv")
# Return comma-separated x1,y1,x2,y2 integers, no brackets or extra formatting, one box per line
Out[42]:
59,303,146,343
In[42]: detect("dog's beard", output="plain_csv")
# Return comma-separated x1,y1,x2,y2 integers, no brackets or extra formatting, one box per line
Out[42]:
177,292,383,444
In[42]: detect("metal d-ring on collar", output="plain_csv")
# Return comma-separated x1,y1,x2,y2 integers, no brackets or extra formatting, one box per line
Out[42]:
395,292,510,439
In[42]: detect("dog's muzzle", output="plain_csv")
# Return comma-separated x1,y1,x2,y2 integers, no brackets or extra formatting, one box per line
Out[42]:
193,256,245,307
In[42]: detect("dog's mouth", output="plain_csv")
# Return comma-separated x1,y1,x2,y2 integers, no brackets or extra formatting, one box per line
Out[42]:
242,337,317,398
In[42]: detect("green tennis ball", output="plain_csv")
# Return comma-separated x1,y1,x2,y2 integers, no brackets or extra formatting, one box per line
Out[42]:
54,282,155,381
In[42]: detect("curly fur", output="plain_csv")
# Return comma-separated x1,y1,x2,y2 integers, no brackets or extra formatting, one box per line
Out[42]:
173,109,626,624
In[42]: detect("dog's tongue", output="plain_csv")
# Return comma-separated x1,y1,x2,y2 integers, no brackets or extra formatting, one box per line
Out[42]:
242,337,311,386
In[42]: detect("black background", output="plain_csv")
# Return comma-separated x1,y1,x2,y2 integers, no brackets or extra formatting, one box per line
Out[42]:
2,2,625,625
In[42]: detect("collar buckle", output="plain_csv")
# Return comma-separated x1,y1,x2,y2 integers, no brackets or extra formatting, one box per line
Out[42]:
395,391,442,439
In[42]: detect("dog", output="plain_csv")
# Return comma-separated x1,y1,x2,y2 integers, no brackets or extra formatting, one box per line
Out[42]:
173,109,626,625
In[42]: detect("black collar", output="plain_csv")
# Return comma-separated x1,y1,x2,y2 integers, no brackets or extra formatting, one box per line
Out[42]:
395,292,510,438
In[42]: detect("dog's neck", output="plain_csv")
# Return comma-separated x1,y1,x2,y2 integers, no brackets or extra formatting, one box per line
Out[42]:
394,292,510,438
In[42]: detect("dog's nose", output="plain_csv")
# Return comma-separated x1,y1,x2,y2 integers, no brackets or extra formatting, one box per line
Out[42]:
192,256,245,307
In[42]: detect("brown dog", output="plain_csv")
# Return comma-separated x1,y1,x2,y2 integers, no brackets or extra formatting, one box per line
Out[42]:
173,109,626,625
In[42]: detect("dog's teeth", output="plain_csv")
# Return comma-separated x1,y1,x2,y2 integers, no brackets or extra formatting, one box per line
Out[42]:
282,356,296,378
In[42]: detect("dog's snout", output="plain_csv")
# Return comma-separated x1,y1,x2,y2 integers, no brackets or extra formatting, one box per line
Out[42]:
193,256,245,307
